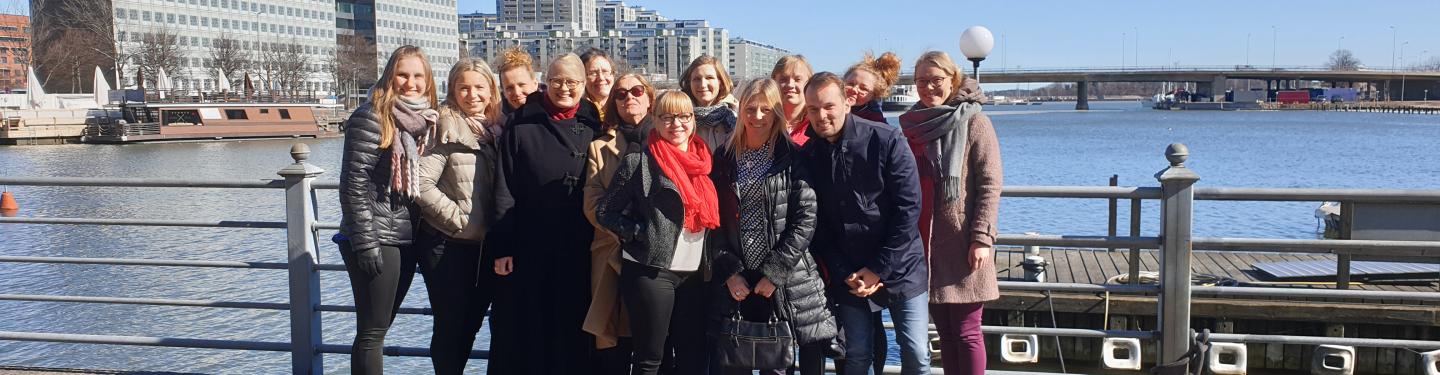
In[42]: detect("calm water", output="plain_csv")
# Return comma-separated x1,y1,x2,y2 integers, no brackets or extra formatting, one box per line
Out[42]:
1,101,1437,373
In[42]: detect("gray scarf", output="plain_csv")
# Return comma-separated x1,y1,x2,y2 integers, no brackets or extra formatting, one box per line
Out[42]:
693,100,737,135
898,80,987,203
390,97,438,197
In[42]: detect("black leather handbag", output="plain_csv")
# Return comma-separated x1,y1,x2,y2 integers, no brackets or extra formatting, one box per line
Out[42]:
715,310,795,369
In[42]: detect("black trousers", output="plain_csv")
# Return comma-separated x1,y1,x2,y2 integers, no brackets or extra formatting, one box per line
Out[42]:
619,260,706,375
339,242,420,375
415,229,494,375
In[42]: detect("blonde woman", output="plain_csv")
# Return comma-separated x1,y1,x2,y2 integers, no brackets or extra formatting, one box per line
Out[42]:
486,53,601,374
680,55,737,148
581,73,657,374
413,58,503,375
899,51,1003,375
338,45,437,375
710,78,835,375
770,55,813,145
600,90,717,375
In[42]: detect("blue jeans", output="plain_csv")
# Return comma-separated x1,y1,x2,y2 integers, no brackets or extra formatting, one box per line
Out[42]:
835,292,932,375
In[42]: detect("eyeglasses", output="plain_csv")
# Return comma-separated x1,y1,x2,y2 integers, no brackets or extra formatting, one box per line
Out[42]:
586,70,614,79
547,78,583,90
658,113,695,124
612,85,646,98
915,75,952,89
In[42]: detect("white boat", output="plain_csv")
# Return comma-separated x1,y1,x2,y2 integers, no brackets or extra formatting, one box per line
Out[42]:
882,84,918,111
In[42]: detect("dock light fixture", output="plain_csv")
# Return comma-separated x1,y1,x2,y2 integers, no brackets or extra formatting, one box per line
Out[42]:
959,26,994,81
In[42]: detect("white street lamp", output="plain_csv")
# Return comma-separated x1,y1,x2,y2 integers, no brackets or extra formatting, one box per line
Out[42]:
959,26,995,81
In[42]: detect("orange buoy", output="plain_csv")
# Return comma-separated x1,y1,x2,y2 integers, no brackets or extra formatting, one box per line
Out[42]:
1,190,17,212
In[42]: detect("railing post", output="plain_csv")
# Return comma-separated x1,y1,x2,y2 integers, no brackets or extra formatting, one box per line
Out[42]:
1155,143,1200,366
278,143,325,374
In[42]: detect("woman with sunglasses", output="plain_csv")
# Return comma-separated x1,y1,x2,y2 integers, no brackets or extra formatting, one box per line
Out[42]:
582,73,657,374
486,53,603,375
600,90,718,375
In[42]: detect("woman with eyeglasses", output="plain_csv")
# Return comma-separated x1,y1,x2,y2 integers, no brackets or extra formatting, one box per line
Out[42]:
680,55,738,149
582,73,656,374
486,53,603,375
899,50,1003,375
581,48,617,123
845,52,902,124
599,90,718,375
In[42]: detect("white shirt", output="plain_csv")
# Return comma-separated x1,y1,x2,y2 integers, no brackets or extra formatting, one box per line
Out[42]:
620,229,706,272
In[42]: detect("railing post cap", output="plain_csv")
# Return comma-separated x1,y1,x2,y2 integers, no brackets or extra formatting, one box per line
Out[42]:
278,143,324,178
290,143,311,163
1166,143,1189,167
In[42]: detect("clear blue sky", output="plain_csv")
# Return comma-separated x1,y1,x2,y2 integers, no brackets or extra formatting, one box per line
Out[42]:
459,0,1440,74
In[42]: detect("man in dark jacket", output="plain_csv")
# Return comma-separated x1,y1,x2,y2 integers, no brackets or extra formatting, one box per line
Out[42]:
801,72,930,375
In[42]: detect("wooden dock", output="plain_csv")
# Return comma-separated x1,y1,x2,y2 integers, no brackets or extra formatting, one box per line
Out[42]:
987,248,1438,374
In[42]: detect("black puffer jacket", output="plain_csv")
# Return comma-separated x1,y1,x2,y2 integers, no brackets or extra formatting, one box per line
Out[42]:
339,102,417,253
598,147,713,277
710,136,836,345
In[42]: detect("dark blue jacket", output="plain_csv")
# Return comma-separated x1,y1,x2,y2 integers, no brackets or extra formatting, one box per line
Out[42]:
802,113,927,307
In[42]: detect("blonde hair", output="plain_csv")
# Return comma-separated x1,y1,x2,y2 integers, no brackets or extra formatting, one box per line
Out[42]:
770,55,812,81
496,47,534,77
845,51,902,101
679,55,733,107
727,79,786,154
547,53,585,84
602,73,656,131
914,50,967,100
444,58,502,125
371,45,438,149
770,55,813,123
652,90,695,120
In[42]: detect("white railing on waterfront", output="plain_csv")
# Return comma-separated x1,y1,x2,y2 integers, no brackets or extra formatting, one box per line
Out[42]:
1,142,1438,374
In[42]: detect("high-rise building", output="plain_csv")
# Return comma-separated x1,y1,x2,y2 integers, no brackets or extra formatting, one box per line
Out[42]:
368,0,461,91
0,13,29,93
30,0,457,95
465,18,728,85
496,0,596,31
728,38,788,84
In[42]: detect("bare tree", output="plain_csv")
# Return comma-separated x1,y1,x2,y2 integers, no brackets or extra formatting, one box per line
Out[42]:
260,39,315,97
52,0,128,87
325,35,375,103
38,30,100,92
1414,56,1440,72
1326,49,1362,71
207,33,250,92
134,27,186,89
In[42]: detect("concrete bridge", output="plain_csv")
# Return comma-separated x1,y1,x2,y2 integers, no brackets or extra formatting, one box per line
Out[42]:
897,66,1440,109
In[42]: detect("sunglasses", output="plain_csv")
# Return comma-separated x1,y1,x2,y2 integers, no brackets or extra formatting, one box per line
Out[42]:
612,85,646,98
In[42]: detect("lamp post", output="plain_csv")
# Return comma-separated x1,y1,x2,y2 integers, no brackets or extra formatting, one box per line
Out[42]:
1270,25,1277,69
1401,41,1409,101
959,26,995,82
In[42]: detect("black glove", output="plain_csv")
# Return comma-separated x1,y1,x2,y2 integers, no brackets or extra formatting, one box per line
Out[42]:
356,247,384,278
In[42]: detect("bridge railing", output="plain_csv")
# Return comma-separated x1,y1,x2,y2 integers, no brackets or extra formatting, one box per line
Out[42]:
1,143,1438,374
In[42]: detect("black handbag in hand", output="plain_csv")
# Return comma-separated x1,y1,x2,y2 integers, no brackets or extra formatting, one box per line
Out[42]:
715,309,795,369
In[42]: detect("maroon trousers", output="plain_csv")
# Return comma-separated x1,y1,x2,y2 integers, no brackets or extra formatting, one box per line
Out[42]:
931,302,986,375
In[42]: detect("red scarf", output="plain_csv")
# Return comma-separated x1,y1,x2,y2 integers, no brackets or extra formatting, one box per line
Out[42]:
648,129,720,232
541,95,578,121
788,118,810,146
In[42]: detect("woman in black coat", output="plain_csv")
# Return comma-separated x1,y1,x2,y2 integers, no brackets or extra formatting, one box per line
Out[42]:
486,52,602,375
710,78,837,375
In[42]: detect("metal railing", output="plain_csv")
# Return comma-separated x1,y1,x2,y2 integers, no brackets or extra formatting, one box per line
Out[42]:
2,142,1438,374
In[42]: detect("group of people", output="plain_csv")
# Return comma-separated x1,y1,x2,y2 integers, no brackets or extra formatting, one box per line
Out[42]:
337,43,1003,375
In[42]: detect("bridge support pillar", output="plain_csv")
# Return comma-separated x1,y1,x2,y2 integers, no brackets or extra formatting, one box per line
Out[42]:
1076,81,1089,110
1210,76,1227,102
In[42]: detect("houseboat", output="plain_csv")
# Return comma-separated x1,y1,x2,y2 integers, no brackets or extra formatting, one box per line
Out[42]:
82,98,345,144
